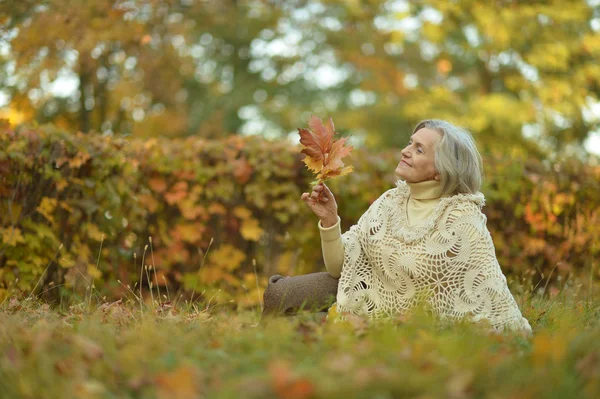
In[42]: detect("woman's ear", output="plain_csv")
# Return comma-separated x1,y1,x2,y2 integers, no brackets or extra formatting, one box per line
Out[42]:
434,173,440,181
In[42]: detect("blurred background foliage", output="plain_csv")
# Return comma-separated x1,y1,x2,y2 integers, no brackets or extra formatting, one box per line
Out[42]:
1,0,600,157
1,124,599,306
1,1,600,305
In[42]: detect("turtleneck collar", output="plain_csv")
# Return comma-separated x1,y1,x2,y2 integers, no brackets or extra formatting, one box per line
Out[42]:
406,179,443,200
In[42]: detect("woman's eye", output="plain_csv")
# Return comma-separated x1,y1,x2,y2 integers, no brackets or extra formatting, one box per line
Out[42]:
417,148,424,154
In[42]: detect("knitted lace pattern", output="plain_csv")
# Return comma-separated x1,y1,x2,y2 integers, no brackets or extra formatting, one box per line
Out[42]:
335,181,532,333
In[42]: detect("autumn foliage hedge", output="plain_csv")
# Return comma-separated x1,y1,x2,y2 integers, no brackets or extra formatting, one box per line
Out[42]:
1,122,599,305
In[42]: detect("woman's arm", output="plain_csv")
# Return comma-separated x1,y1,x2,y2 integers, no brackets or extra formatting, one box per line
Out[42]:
319,216,343,278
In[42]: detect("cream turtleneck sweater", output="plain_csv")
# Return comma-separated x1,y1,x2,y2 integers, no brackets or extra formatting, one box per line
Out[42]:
319,179,444,278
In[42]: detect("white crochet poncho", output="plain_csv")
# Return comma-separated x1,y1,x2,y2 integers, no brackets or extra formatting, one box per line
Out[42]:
334,180,532,333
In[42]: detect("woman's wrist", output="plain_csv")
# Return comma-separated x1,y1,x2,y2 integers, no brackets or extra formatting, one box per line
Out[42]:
320,216,338,228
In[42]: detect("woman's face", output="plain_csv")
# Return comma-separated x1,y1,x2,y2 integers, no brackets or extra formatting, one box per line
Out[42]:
395,127,442,183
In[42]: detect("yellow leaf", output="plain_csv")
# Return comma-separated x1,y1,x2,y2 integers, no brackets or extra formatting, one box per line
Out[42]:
199,266,224,284
173,223,203,244
68,150,91,168
56,179,69,192
240,218,263,241
302,156,323,173
233,206,252,220
1,227,25,246
37,197,57,224
338,165,353,177
179,199,204,220
59,255,75,269
59,202,74,213
206,244,246,272
88,265,102,279
86,223,104,242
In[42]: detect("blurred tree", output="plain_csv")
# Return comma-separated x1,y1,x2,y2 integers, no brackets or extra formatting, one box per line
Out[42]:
1,0,599,159
314,0,600,157
0,0,285,138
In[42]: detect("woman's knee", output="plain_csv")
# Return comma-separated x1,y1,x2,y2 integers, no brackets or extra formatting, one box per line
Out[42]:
262,274,290,315
268,274,285,285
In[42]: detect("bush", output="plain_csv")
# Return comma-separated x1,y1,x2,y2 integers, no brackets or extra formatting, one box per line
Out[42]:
1,122,598,305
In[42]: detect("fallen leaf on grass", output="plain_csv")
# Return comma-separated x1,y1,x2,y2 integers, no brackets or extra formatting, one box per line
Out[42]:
55,358,75,376
531,333,566,365
95,299,134,326
155,365,201,399
446,370,474,399
4,346,20,368
8,297,21,311
72,335,104,361
325,353,355,373
74,380,106,398
268,359,315,399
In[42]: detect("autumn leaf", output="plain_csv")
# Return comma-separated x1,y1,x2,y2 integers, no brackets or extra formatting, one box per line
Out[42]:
240,217,264,241
232,156,253,184
164,181,188,205
298,115,353,184
268,359,315,399
0,227,25,247
148,177,168,193
205,244,247,272
72,335,104,362
36,197,57,224
233,206,252,220
154,365,201,399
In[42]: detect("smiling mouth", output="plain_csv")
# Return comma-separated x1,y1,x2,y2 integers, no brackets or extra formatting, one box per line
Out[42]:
400,160,411,167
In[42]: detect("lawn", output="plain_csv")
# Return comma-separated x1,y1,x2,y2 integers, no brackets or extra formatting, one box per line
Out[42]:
0,279,599,399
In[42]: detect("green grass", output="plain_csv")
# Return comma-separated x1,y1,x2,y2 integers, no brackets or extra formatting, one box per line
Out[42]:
0,281,599,399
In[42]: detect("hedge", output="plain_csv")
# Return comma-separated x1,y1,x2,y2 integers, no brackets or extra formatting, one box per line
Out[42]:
1,122,599,306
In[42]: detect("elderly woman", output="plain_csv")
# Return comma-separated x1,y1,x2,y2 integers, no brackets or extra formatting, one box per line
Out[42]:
262,119,532,334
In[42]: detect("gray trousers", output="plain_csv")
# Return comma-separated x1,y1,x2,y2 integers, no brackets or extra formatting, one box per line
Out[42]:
261,272,339,320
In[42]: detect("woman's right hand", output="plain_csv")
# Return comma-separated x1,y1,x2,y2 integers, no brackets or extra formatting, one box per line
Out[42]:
301,182,339,227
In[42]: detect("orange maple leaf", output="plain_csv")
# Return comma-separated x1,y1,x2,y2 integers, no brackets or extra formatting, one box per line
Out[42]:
298,115,353,183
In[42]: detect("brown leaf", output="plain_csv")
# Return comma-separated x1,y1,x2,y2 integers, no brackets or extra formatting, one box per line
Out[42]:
233,156,253,184
268,359,315,399
298,115,353,182
446,371,474,399
148,177,167,193
164,182,188,205
308,114,333,154
326,136,352,170
155,365,201,399
72,335,104,361
298,128,324,161
55,358,74,376
4,346,20,368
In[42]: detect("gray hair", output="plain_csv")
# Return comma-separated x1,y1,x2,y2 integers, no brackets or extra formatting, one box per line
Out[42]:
413,119,483,196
